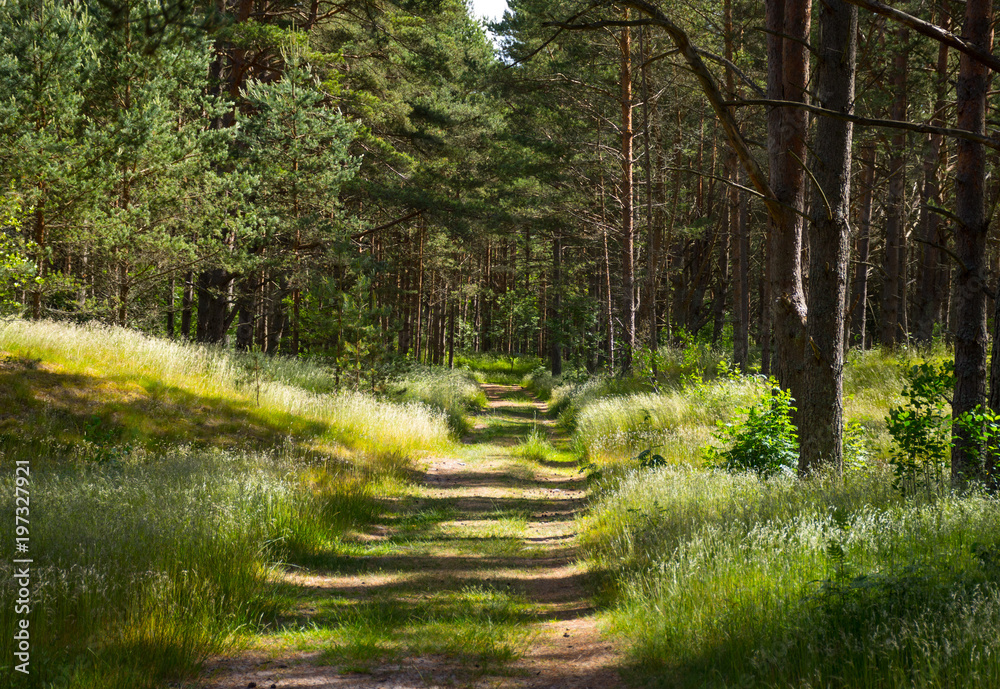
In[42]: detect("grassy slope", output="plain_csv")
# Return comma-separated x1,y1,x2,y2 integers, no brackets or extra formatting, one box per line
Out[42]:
0,319,452,689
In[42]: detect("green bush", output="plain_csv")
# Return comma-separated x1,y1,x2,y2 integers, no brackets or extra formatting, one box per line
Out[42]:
703,381,798,477
886,361,953,496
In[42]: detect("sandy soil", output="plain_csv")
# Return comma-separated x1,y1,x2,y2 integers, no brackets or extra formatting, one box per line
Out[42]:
196,384,625,689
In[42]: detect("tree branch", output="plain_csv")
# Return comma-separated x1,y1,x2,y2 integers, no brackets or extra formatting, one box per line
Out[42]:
844,0,1000,75
351,209,425,241
504,2,601,68
729,98,1000,150
543,18,658,30
694,48,766,97
606,0,783,225
662,166,810,220
913,237,972,273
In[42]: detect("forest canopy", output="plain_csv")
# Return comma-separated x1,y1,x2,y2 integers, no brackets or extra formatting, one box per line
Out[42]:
2,0,1000,474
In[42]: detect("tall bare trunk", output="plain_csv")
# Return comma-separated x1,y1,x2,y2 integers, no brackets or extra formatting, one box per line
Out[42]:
639,25,661,377
880,27,908,347
724,0,748,370
850,143,876,349
550,233,562,376
800,0,857,473
766,0,810,401
915,4,950,345
956,0,994,482
619,14,636,373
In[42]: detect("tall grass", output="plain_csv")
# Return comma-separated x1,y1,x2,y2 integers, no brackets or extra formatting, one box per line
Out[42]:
454,352,541,385
0,319,452,460
0,448,387,688
555,345,938,467
571,376,767,465
843,344,951,456
514,426,557,462
581,465,1000,687
0,319,452,687
393,366,486,435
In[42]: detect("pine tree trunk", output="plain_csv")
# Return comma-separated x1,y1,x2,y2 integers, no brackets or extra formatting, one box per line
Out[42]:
850,144,876,349
799,0,857,473
955,0,993,483
448,293,456,369
915,5,950,345
166,278,176,337
880,28,908,347
181,271,194,340
766,0,810,402
196,268,234,344
619,14,636,373
31,202,44,320
550,234,563,376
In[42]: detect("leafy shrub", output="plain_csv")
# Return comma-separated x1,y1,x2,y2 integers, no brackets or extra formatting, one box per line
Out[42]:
703,381,798,477
886,361,953,496
843,419,871,471
636,447,668,469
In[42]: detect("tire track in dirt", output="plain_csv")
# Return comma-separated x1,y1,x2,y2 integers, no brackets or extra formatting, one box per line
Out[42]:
197,384,624,689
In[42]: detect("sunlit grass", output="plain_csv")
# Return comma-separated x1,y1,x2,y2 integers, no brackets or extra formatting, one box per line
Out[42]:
0,448,392,688
0,319,462,688
560,342,1000,686
393,365,486,435
0,319,453,461
570,376,767,467
454,351,541,385
580,464,1000,687
843,344,951,456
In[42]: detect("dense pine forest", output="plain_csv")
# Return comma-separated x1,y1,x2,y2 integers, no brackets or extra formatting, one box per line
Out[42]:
7,0,1000,687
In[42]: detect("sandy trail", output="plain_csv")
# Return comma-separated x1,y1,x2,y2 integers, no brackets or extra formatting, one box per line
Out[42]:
197,384,624,689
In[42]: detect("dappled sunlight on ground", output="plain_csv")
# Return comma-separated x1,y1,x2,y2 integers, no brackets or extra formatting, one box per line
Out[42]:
198,383,624,689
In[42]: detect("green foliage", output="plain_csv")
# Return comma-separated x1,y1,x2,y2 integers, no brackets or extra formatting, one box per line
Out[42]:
843,419,871,471
80,414,134,465
886,361,953,496
515,425,555,462
703,381,799,477
636,447,667,469
393,365,485,435
579,464,1000,689
521,365,556,399
955,404,1000,482
0,194,32,314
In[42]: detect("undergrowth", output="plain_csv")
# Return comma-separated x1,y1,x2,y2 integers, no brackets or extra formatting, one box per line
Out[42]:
0,319,455,688
580,465,1000,687
393,366,486,435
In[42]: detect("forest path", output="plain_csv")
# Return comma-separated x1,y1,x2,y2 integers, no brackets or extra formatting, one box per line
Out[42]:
197,384,624,689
